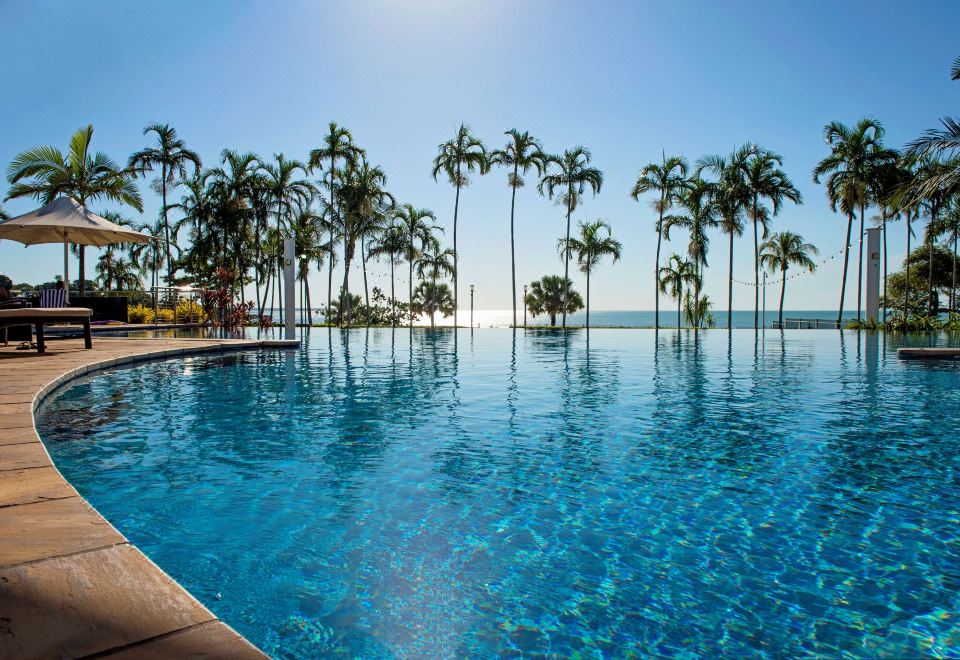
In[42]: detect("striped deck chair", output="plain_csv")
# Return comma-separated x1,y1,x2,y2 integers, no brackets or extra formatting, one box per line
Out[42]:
39,288,67,308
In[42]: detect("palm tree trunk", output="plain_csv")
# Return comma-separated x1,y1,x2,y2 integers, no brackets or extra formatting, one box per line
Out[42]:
562,190,572,329
838,212,853,326
162,163,171,288
677,283,682,330
727,226,734,329
952,230,958,314
905,209,912,319
654,202,663,331
328,162,336,321
409,234,414,329
928,203,937,316
695,259,702,330
276,201,284,326
342,234,353,326
431,274,437,328
857,204,865,321
255,221,263,317
306,277,312,326
390,255,396,327
509,169,518,328
882,209,887,323
361,234,370,310
753,196,760,331
452,175,461,328
779,269,786,327
585,267,591,329
327,228,334,323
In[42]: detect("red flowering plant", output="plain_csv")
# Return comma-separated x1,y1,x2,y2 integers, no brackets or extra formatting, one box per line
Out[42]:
201,268,254,330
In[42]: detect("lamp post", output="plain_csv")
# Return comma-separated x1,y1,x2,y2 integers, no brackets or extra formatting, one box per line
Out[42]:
469,284,474,328
522,285,527,327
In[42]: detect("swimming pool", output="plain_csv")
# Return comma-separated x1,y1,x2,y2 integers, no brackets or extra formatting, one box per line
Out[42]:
37,329,960,657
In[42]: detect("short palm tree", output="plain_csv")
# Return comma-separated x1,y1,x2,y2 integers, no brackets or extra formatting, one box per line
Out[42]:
412,281,455,326
415,243,455,328
759,231,818,327
394,204,438,327
524,275,584,326
663,177,719,324
367,223,407,325
94,211,141,291
489,129,548,327
432,123,488,326
538,147,603,328
6,124,143,295
698,147,750,328
741,147,802,329
631,155,688,330
309,122,365,313
128,123,201,287
557,219,622,328
813,118,897,323
658,254,699,329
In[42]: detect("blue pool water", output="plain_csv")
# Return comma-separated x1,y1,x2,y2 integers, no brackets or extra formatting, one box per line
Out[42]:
37,329,960,658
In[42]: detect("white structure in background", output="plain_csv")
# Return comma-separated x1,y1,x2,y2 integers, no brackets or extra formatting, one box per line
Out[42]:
865,227,880,324
283,237,295,339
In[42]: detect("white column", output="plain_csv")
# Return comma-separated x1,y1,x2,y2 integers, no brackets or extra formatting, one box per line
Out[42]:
283,238,296,340
866,227,881,324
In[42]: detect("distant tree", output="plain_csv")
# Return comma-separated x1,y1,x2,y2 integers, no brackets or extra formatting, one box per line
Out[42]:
759,231,818,327
663,177,719,328
557,219,622,328
412,281,455,326
524,275,584,326
394,204,439,328
415,242,455,328
658,254,699,329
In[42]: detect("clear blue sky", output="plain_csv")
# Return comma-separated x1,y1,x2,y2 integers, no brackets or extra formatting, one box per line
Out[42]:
1,0,957,311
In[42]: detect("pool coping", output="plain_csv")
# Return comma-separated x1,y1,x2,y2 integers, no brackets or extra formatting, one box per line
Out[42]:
0,337,297,658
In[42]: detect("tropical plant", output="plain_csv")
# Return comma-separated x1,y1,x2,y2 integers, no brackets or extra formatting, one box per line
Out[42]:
128,123,201,286
93,211,141,291
538,147,603,328
658,254,699,329
557,219,622,328
5,124,143,294
367,223,407,325
394,204,438,327
631,155,688,330
759,231,818,327
412,281,455,328
524,275,584,326
683,291,716,328
489,129,549,326
432,123,488,326
309,122,365,313
741,147,802,329
813,118,897,323
415,242,455,327
698,146,751,328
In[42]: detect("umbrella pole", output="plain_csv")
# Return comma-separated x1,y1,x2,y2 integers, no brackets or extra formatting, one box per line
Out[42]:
63,234,70,304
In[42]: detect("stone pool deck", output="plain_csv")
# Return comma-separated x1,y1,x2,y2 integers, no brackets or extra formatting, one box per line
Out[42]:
0,337,285,658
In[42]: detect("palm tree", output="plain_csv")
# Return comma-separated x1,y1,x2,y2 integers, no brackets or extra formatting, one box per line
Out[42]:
663,177,719,325
128,123,201,287
128,218,168,304
367,223,407,325
910,156,958,315
538,147,603,328
395,204,438,328
489,129,549,327
631,155,688,330
309,122,365,314
412,281,455,326
524,275,584,326
934,203,960,313
698,147,750,328
336,158,393,325
557,219,622,328
658,254,699,329
741,147,802,329
432,123,488,326
6,124,143,295
415,242,455,327
94,211,141,291
258,153,313,323
813,118,897,324
760,231,818,327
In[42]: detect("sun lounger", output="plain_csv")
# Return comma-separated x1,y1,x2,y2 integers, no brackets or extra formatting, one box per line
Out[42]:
0,307,93,353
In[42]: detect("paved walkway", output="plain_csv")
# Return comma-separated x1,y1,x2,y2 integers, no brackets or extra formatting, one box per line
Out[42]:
0,337,276,658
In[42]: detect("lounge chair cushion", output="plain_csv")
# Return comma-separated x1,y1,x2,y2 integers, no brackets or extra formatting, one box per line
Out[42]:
0,307,93,320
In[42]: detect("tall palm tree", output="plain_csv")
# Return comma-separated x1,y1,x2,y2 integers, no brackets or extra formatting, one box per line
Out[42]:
910,156,958,315
395,204,438,328
934,203,960,313
760,231,818,327
432,123,488,327
538,147,603,328
128,123,201,287
489,129,548,327
741,147,802,329
367,223,407,325
631,155,688,330
258,153,313,323
663,177,719,325
336,158,393,325
658,254,699,329
6,124,143,295
309,122,365,314
557,219,622,328
813,118,897,324
415,242,455,328
698,147,750,328
524,275,584,326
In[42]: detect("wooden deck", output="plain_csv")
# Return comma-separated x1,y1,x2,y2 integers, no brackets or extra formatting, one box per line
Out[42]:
0,337,286,658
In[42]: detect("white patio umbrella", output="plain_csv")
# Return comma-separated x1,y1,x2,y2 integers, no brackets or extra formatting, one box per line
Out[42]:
0,197,151,302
